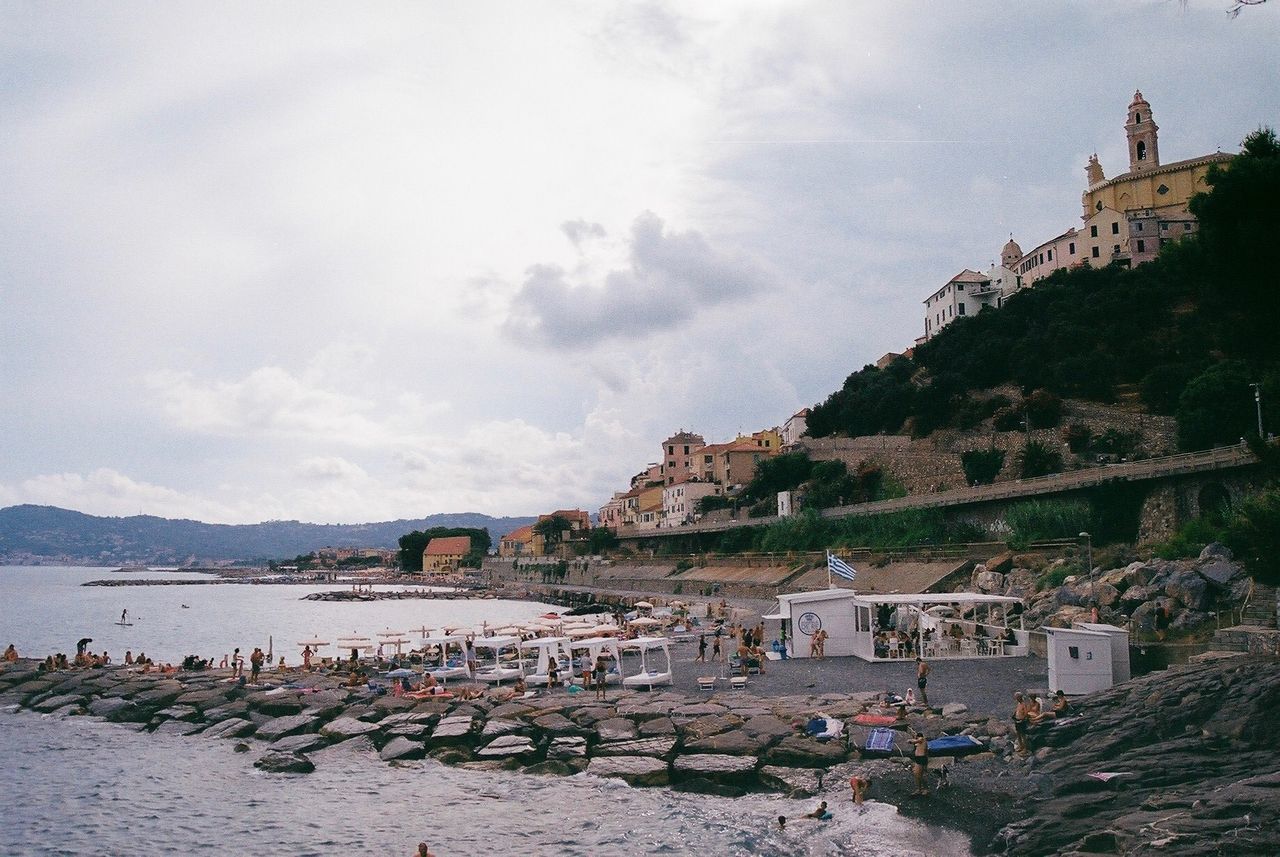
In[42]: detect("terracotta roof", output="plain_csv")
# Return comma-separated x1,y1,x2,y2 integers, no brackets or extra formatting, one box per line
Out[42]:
950,269,991,284
424,536,472,556
500,525,532,542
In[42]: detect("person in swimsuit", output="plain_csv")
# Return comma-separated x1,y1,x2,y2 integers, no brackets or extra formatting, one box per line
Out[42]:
1052,689,1070,716
850,774,871,804
911,732,929,796
916,657,931,707
593,656,608,700
1013,692,1030,754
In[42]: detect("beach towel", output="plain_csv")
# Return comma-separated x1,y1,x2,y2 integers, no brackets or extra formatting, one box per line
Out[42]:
927,734,986,756
804,717,827,736
852,714,898,727
864,727,897,755
816,717,844,741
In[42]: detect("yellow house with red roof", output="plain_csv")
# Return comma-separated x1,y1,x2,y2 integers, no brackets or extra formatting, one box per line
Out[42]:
422,535,471,575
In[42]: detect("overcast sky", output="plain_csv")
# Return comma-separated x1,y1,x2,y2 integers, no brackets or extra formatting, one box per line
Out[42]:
2,2,1277,525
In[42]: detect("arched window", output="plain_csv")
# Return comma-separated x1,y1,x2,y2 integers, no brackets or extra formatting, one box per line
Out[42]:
1134,112,1141,123
1136,140,1147,161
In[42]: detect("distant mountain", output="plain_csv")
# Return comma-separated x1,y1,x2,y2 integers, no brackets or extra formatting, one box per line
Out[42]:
0,504,538,566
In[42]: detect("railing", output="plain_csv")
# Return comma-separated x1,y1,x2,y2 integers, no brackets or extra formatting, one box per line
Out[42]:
621,444,1258,540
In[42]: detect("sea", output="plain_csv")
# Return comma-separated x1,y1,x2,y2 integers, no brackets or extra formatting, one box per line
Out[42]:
0,567,971,857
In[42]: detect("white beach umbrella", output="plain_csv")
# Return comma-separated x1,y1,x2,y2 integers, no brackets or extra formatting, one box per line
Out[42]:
377,629,407,638
297,637,329,648
634,601,654,609
629,617,662,627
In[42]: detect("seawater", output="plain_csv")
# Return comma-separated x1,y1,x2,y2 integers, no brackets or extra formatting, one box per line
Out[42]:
0,567,972,857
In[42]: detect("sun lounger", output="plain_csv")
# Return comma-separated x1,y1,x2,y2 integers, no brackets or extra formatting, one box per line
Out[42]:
697,676,716,691
852,713,899,727
730,675,747,689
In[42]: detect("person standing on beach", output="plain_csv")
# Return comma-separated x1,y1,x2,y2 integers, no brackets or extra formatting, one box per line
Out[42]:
593,656,608,700
120,608,128,624
712,629,722,662
696,634,707,663
916,657,932,707
910,731,930,796
850,774,871,805
230,648,241,677
249,647,264,683
1013,692,1030,754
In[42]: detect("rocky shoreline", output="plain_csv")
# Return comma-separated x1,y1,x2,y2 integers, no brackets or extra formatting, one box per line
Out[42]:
3,655,1277,855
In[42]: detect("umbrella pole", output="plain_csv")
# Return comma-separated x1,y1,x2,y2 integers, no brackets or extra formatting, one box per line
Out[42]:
268,635,273,664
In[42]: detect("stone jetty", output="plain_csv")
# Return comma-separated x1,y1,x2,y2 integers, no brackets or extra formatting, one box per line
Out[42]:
3,656,1277,855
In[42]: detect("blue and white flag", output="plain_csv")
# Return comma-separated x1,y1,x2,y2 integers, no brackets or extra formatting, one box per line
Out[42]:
827,552,858,582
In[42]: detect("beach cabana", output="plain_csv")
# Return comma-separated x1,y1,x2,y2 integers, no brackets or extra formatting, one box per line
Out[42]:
772,590,1028,662
472,635,523,684
567,637,623,685
421,634,471,682
518,636,570,686
621,636,673,689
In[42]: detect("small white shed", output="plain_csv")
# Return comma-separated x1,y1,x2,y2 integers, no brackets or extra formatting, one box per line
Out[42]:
773,589,861,658
1044,622,1130,695
1073,621,1131,683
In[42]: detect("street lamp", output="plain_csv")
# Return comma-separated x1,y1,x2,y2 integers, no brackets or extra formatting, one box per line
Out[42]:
1249,382,1264,439
1080,531,1094,606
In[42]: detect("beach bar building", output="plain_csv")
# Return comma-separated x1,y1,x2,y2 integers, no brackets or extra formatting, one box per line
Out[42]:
772,589,1029,663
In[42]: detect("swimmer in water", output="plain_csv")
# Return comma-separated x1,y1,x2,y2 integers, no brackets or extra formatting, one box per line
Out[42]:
777,815,786,831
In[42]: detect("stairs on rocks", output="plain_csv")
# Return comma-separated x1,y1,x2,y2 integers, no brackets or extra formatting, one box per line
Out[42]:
1241,583,1278,629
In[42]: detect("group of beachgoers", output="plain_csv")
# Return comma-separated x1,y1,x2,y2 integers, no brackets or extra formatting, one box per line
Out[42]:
694,621,776,674
1012,689,1070,754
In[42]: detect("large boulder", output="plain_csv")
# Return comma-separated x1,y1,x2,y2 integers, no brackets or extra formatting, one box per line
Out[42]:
430,715,476,742
268,733,327,753
532,713,581,736
1165,570,1211,611
683,729,769,756
547,736,588,759
201,718,257,740
476,735,538,759
586,756,669,787
1121,585,1161,609
741,715,795,741
976,570,1006,594
1093,583,1121,608
762,735,848,768
593,737,677,758
379,736,426,762
1200,542,1233,561
672,754,757,783
254,751,314,774
759,765,822,798
595,717,638,742
254,714,317,742
679,713,742,741
319,717,380,740
1199,559,1243,587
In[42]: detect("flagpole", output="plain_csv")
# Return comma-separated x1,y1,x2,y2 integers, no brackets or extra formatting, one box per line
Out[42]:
826,551,833,589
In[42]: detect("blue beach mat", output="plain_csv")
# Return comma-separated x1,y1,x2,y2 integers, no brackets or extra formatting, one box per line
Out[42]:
927,734,986,756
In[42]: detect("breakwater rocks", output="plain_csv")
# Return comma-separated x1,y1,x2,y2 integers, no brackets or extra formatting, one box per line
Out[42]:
302,589,492,602
0,661,989,801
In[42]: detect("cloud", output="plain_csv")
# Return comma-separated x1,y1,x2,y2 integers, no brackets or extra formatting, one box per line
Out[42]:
295,456,367,481
504,211,775,349
560,219,607,250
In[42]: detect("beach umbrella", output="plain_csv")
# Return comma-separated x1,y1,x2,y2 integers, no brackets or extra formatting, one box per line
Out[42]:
634,601,653,609
386,668,417,678
377,629,407,638
297,637,329,648
629,617,662,627
410,626,433,637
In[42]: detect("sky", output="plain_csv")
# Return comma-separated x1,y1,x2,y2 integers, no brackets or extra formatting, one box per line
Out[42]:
2,1,1278,525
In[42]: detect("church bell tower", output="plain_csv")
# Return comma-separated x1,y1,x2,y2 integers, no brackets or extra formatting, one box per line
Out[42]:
1126,90,1160,173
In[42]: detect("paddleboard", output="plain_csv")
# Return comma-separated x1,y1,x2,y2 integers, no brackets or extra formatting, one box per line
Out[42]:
115,622,133,627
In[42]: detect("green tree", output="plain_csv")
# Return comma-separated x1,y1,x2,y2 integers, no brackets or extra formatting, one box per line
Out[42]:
588,526,618,554
1017,440,1064,478
1176,361,1257,450
533,515,573,550
961,448,1006,485
1224,484,1280,586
